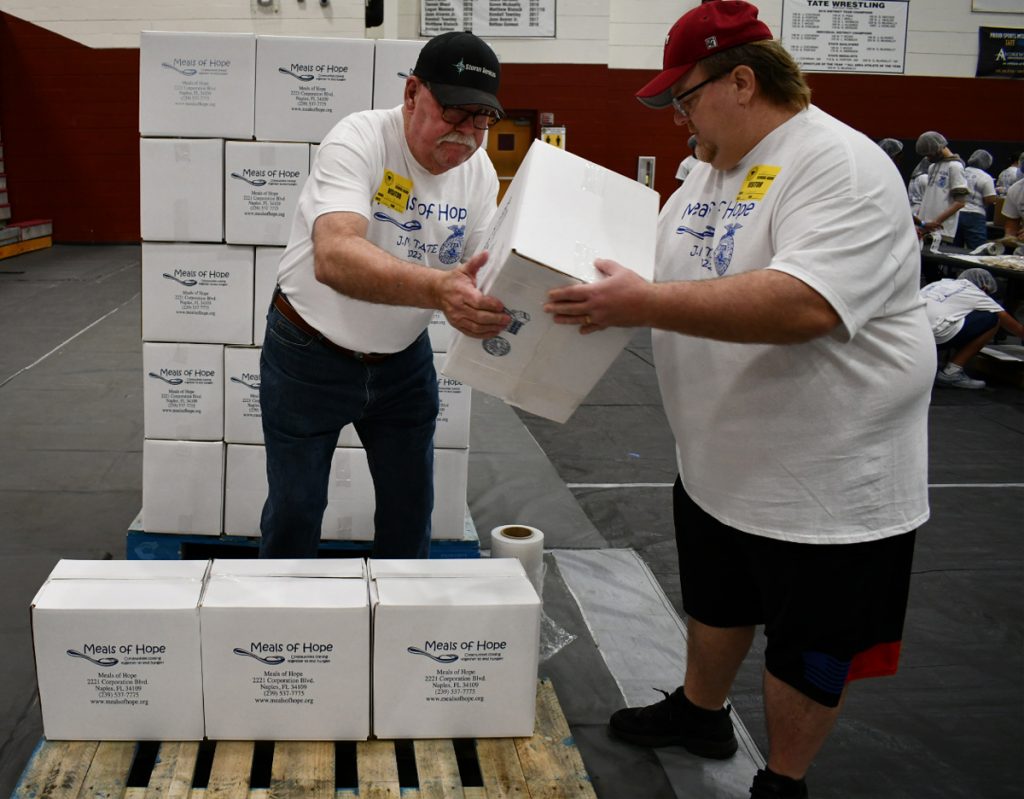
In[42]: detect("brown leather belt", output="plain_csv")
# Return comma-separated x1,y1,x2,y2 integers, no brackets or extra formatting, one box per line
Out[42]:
272,291,390,363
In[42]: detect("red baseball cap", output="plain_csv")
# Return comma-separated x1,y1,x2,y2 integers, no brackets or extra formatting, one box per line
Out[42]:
636,1,773,109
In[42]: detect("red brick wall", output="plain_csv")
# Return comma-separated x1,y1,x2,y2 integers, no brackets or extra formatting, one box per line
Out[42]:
0,13,139,242
498,64,1024,202
1,12,1021,242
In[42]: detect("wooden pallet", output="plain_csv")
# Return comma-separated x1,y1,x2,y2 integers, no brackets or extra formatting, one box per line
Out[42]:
125,512,482,561
13,679,596,798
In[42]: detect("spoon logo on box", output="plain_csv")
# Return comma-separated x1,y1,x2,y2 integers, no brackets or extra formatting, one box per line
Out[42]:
233,647,286,666
66,648,119,667
278,66,315,82
407,645,459,664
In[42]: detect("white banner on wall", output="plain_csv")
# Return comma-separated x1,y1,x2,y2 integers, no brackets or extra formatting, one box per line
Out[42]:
422,1,555,38
972,0,1022,13
781,0,909,74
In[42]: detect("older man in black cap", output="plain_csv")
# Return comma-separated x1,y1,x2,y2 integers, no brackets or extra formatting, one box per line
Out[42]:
544,2,934,796
259,32,509,560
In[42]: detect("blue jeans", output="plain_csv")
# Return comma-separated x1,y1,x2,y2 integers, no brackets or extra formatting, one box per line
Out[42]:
258,300,437,558
954,212,988,251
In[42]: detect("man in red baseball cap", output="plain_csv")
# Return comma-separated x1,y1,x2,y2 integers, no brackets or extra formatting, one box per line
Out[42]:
544,3,933,797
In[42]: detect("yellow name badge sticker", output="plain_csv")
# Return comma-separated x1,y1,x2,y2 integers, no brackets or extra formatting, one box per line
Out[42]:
373,170,413,213
736,165,781,202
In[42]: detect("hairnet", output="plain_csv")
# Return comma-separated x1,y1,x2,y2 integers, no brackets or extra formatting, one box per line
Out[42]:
910,157,930,180
878,138,903,158
915,131,948,157
968,149,993,170
959,268,997,295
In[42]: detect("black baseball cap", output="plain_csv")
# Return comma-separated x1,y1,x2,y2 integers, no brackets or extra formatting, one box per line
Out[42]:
412,32,503,114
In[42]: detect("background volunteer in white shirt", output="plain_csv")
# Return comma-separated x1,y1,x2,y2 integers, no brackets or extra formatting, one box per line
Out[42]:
954,149,997,251
1001,177,1024,239
543,3,934,798
259,32,509,559
921,267,1024,390
913,130,969,244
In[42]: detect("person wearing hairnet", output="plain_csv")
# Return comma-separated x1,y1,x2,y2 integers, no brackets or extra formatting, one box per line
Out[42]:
877,137,903,163
913,131,969,245
954,150,998,250
907,156,930,219
920,267,1024,389
675,134,700,184
995,151,1022,196
1002,176,1024,239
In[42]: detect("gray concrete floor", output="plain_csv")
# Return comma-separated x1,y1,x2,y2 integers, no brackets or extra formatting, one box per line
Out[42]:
1,244,1022,798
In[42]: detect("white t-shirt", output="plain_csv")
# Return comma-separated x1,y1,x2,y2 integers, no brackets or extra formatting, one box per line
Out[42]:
920,279,1003,344
676,155,698,183
1001,179,1024,223
961,166,996,216
919,156,969,239
908,172,928,217
653,106,933,545
997,166,1021,195
277,107,498,353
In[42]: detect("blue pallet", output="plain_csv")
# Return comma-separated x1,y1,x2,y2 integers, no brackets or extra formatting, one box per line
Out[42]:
126,511,480,560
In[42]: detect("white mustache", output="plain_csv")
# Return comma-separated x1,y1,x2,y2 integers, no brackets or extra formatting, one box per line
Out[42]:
438,131,478,148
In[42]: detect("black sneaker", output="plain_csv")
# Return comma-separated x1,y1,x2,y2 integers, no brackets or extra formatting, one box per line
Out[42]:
749,768,809,798
608,686,738,758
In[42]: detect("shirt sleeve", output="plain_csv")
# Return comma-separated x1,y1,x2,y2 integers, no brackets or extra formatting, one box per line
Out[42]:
979,172,997,200
307,117,381,224
964,284,1005,314
948,161,969,196
1002,182,1024,220
763,131,923,342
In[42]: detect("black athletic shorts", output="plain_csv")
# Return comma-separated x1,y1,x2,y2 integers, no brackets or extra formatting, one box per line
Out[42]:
674,477,916,708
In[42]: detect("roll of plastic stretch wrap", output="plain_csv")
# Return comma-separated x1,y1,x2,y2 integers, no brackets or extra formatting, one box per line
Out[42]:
969,241,1005,256
491,524,545,597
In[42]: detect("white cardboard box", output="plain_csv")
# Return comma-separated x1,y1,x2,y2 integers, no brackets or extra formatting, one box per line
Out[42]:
223,443,270,536
140,138,224,243
30,559,209,741
142,243,255,345
323,447,469,541
338,354,470,449
255,36,374,143
372,39,425,110
369,558,540,739
200,559,370,740
143,439,225,535
223,444,375,538
223,445,468,540
253,247,283,345
443,141,658,423
225,142,309,246
224,346,263,445
139,31,256,139
143,342,225,441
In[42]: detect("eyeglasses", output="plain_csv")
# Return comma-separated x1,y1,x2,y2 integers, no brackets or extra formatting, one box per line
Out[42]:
670,73,725,118
439,104,503,130
423,81,503,129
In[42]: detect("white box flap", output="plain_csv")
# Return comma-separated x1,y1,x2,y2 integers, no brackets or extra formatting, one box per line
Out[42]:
369,558,527,581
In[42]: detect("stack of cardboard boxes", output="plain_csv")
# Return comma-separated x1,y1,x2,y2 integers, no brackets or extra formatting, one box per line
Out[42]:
138,32,480,544
31,558,541,741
